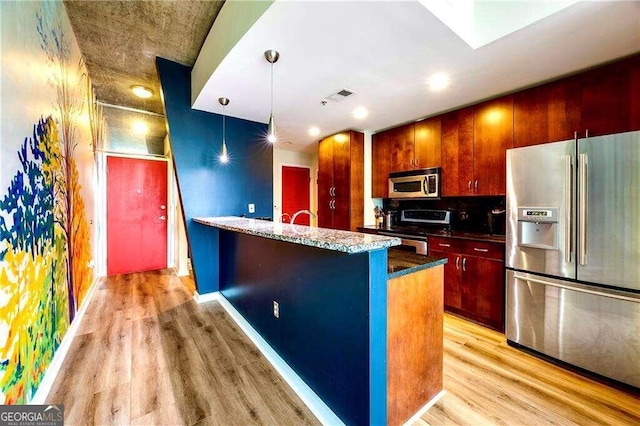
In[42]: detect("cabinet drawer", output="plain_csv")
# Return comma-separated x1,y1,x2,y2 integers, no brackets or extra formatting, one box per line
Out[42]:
460,240,504,260
429,236,461,253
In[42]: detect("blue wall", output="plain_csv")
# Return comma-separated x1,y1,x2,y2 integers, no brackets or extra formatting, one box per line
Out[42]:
219,230,388,425
156,57,273,293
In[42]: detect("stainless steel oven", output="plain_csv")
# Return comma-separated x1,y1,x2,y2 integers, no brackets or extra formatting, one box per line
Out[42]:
379,232,428,255
388,167,440,199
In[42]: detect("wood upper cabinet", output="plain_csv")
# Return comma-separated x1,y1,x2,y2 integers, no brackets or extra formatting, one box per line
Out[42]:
317,131,364,231
473,96,514,196
581,55,640,137
513,76,582,147
372,130,391,198
389,124,415,172
414,116,441,169
441,107,474,196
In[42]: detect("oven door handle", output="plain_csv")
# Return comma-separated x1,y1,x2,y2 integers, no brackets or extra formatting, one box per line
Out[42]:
400,238,428,256
379,232,427,241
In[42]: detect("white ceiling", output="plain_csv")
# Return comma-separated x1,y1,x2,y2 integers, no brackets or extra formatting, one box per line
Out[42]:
192,0,640,153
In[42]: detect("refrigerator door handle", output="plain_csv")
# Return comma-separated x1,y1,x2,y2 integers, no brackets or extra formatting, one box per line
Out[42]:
512,273,639,303
565,155,573,263
579,153,588,265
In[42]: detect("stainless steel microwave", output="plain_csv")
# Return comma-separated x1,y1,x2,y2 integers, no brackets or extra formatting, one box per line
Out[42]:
388,167,441,199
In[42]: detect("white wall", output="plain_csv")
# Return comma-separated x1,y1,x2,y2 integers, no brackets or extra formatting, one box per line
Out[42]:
363,131,383,226
273,148,318,226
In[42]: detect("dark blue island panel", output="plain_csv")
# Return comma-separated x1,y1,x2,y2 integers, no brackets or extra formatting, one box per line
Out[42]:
218,230,388,426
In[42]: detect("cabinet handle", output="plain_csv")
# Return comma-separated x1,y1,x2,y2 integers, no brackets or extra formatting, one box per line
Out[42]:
439,243,451,247
468,180,472,191
455,256,460,270
586,129,589,138
474,180,479,192
415,157,419,168
462,258,467,272
473,248,489,253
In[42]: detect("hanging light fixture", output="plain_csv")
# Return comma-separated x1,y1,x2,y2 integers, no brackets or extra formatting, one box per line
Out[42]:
264,49,280,143
218,97,229,163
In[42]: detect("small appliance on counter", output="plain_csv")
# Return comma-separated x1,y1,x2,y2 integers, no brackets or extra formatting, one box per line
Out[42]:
487,208,506,236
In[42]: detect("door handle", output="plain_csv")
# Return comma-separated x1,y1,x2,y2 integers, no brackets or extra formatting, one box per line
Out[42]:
565,155,573,263
160,205,166,210
462,257,467,272
158,215,166,221
455,256,460,270
579,153,588,265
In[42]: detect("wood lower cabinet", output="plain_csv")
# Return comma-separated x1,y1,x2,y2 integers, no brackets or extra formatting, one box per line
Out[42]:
317,131,364,231
429,236,505,332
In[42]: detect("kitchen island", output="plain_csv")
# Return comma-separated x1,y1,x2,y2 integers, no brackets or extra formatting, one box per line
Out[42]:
194,217,445,425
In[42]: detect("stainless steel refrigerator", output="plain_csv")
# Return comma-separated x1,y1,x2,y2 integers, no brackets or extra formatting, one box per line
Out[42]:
505,130,640,389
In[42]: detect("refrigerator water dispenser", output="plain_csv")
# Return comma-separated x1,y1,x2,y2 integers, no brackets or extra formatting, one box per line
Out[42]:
517,207,559,250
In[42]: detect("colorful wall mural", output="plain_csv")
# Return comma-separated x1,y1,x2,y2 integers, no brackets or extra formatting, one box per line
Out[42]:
0,1,101,403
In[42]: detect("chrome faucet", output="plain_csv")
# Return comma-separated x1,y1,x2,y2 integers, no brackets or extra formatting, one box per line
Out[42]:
280,213,291,223
291,209,316,225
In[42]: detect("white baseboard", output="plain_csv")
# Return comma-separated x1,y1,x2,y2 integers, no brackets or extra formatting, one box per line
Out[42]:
30,274,103,405
193,291,221,304
402,390,446,426
216,295,344,426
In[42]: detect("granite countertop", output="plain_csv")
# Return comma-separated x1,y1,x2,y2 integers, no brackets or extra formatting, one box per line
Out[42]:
387,248,447,279
194,217,401,254
358,226,506,244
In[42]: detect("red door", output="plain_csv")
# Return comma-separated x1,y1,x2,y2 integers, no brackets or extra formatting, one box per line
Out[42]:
107,156,168,275
282,166,310,225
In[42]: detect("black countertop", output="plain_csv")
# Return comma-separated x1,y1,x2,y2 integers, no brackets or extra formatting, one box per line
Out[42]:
358,226,506,244
387,248,447,279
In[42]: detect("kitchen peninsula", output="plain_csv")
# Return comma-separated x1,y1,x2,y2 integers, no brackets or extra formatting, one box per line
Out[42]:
193,217,446,425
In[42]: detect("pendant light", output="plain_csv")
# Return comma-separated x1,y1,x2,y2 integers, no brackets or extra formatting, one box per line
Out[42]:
264,49,280,143
218,97,229,163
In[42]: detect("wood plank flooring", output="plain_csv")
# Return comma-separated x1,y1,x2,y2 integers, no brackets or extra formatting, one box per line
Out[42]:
46,270,319,425
47,270,640,425
417,314,640,426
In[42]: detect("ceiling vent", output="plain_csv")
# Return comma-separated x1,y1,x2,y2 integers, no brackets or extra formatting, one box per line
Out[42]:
325,88,355,103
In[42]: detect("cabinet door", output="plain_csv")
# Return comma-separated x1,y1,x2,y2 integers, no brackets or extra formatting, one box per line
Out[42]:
473,96,513,195
414,116,441,168
431,250,462,311
581,55,640,137
317,136,334,228
372,130,391,198
388,123,415,172
441,108,474,196
463,256,504,332
513,76,581,147
332,133,352,231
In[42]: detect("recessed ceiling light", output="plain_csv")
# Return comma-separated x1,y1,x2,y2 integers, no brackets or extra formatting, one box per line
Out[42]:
309,127,320,137
427,73,450,91
353,106,368,120
131,85,153,99
132,120,149,135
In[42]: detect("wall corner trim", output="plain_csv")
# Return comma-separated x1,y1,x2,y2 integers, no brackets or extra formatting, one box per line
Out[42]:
193,291,222,304
29,275,103,405
216,295,345,426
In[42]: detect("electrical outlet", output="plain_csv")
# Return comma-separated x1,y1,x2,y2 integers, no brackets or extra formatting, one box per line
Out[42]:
248,203,255,213
273,301,279,318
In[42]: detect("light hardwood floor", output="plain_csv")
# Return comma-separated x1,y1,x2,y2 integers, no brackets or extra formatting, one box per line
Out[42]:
47,270,640,425
418,314,640,426
46,270,320,425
